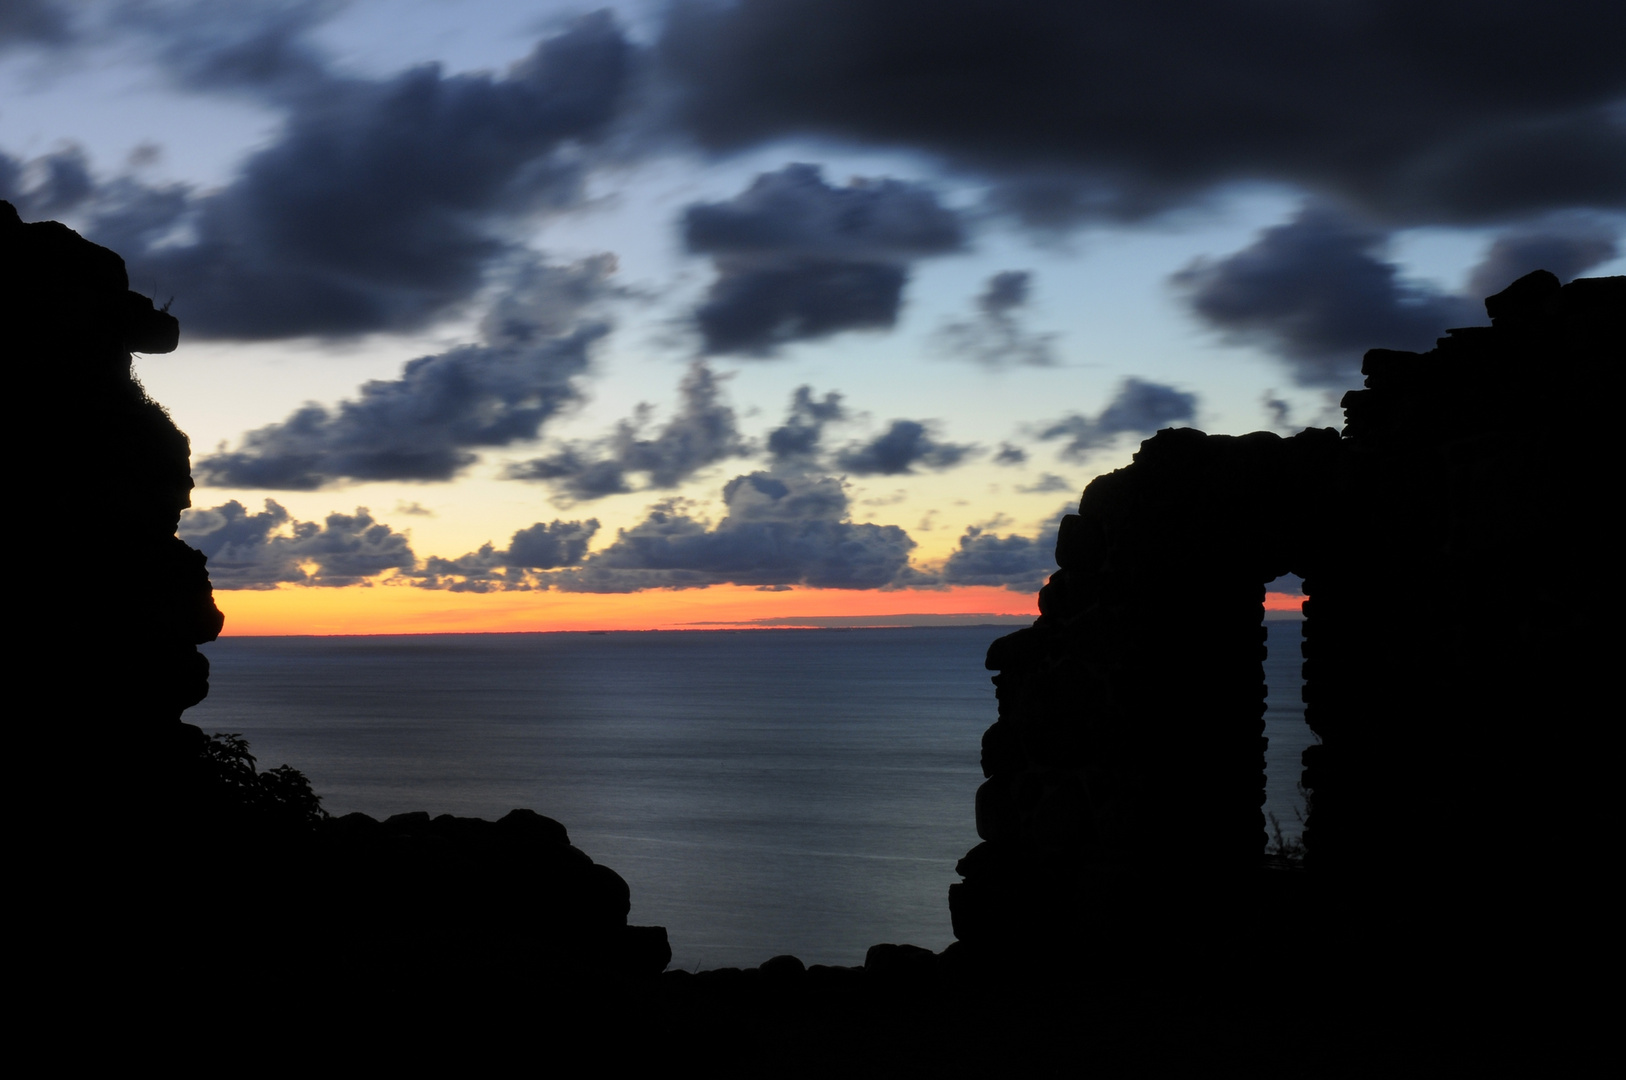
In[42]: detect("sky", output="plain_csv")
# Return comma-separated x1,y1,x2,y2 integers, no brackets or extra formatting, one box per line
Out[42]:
5,0,1622,634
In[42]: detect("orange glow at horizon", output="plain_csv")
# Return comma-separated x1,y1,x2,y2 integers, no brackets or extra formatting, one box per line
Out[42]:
214,582,1043,636
1263,591,1308,613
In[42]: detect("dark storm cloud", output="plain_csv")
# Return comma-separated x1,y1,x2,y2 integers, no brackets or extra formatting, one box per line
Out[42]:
113,0,342,96
683,163,965,355
766,385,847,463
939,506,1070,593
1176,205,1621,386
69,13,631,339
195,256,616,488
179,499,415,588
507,362,748,501
411,518,599,592
72,175,192,264
0,0,73,49
685,163,964,258
0,146,95,219
2,0,342,65
1038,379,1198,460
1173,205,1484,387
1465,218,1621,299
833,420,974,476
548,472,915,592
980,271,1030,314
693,260,906,357
509,447,633,501
935,270,1057,368
658,0,1626,226
506,519,599,569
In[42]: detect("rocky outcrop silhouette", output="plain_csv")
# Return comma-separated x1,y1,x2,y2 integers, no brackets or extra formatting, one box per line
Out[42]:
5,200,668,998
8,197,228,950
8,199,214,745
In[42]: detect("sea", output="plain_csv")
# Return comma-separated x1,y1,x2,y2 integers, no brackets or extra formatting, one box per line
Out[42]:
184,622,1314,970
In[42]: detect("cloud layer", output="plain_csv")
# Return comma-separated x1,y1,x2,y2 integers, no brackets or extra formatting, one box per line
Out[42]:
411,518,600,592
195,257,615,488
508,362,747,501
659,0,1626,227
0,0,72,50
939,507,1070,593
766,386,847,464
684,163,964,355
1172,205,1481,386
934,271,1057,368
548,472,916,593
180,499,415,588
6,11,631,340
1038,379,1198,460
1465,218,1621,300
1174,204,1621,386
833,420,975,476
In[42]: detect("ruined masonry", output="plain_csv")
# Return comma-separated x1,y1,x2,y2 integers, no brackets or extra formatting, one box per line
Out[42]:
950,270,1621,949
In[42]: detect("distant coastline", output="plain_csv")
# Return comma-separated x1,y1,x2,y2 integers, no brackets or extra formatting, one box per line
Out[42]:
212,606,1307,637
213,618,1041,638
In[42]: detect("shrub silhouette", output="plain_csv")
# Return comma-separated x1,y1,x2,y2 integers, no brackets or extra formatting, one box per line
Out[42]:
197,731,327,832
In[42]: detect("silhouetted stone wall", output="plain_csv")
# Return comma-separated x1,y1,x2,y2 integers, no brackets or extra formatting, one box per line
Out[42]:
953,269,1621,950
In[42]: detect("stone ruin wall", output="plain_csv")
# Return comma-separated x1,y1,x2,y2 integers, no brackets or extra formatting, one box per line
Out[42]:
950,270,1621,950
9,190,1616,975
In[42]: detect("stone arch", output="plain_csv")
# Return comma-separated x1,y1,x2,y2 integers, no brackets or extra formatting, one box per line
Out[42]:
951,426,1344,944
952,271,1622,955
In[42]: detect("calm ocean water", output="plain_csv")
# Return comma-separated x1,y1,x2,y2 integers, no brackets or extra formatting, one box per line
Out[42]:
186,623,1311,969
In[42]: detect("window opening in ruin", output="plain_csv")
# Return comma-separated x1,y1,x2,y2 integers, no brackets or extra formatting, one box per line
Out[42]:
1263,574,1313,860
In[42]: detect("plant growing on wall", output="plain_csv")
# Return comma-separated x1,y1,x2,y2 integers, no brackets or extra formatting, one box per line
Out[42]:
201,731,327,831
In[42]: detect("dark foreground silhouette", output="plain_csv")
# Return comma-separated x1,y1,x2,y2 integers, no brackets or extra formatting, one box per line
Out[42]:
958,266,1621,927
7,198,1614,1071
5,195,668,980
